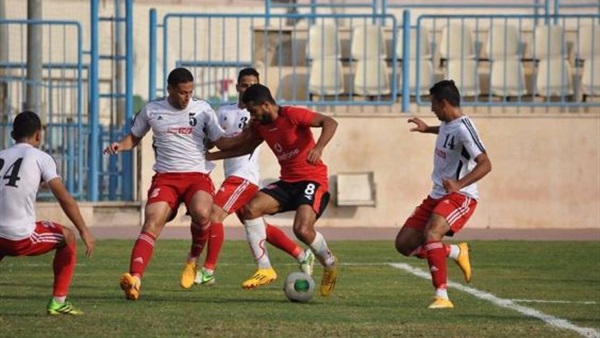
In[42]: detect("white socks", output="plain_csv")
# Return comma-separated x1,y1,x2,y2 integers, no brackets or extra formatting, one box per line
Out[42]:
308,231,335,267
448,244,460,260
244,218,271,269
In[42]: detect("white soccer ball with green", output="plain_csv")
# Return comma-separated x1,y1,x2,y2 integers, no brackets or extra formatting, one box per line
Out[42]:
283,271,315,303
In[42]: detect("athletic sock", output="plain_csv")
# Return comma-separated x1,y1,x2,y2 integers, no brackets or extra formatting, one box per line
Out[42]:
308,231,335,267
244,218,271,269
411,243,452,259
130,231,157,278
265,223,303,259
53,240,76,297
189,220,210,261
425,240,448,291
204,222,224,271
448,244,460,260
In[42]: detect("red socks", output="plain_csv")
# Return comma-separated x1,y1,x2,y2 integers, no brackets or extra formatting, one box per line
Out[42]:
130,231,157,278
424,240,448,290
53,241,76,297
265,223,302,258
204,222,224,270
411,243,451,259
189,220,210,259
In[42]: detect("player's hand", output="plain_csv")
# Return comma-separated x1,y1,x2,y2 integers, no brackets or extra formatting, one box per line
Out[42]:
408,117,428,132
306,147,322,165
79,229,96,258
104,142,120,154
442,177,461,193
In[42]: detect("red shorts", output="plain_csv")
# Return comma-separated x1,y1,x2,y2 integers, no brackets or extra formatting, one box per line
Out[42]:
0,221,65,257
213,176,258,214
404,192,478,234
147,172,215,212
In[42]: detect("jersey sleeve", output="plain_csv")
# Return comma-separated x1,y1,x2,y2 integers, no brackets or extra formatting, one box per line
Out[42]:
459,120,486,160
204,104,225,141
38,151,60,183
130,105,151,138
287,106,317,126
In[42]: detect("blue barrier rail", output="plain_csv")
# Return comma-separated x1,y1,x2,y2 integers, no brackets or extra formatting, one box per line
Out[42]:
0,18,84,198
149,10,599,111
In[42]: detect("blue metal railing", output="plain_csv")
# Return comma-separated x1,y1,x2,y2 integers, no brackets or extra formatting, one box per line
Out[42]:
0,19,84,198
149,12,399,107
90,0,134,202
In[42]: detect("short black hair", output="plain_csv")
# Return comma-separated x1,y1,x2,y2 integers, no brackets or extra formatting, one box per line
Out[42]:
11,111,42,141
241,84,276,105
237,67,260,83
167,67,194,87
429,79,461,107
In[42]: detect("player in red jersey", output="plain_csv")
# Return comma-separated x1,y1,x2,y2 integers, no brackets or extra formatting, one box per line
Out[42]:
179,68,315,289
207,84,339,296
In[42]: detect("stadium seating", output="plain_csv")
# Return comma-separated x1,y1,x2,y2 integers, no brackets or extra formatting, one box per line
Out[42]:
532,25,573,98
577,25,600,101
351,24,390,97
486,24,527,97
397,28,435,96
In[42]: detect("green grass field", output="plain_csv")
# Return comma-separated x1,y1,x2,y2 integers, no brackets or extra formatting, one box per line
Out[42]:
1,240,599,338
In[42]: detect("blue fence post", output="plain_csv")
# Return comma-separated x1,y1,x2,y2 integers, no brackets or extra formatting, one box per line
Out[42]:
265,0,271,26
89,0,100,201
149,9,157,101
122,0,134,200
401,10,411,112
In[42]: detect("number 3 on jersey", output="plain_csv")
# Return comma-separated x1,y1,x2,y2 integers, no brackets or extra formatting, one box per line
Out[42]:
0,157,23,187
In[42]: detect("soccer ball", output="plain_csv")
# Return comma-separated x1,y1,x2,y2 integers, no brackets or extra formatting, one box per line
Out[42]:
283,271,315,303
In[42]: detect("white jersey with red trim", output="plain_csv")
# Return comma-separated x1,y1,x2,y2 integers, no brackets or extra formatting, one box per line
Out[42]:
216,103,260,185
0,143,60,240
131,98,224,173
431,115,486,199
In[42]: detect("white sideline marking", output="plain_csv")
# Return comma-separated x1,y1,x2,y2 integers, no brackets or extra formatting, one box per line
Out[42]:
511,299,598,305
390,263,600,338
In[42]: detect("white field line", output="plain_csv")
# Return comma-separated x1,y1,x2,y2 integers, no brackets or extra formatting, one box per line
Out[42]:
390,263,600,338
511,299,598,305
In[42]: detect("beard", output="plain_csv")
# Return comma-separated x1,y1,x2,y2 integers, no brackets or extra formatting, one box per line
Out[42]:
259,115,273,125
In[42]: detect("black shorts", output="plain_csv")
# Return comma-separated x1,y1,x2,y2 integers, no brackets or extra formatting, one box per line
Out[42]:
261,180,330,219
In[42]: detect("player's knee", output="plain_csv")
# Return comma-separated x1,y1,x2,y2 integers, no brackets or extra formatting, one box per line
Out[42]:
292,224,314,242
394,235,413,256
62,226,76,245
241,204,262,220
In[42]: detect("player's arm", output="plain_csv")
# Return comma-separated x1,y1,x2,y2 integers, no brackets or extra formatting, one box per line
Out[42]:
208,130,263,161
47,178,96,257
104,132,142,154
408,117,439,134
307,113,338,165
442,152,492,193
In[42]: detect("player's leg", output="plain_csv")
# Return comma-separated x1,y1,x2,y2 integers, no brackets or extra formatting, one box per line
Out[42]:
435,193,478,284
180,174,214,289
47,224,85,315
425,193,477,309
262,220,313,275
395,203,467,280
239,191,281,289
423,214,455,309
195,176,256,286
194,204,227,286
121,174,177,300
289,181,337,297
17,221,84,315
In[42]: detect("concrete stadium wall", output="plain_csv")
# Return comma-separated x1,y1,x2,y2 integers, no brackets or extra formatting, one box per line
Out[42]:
133,109,599,230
